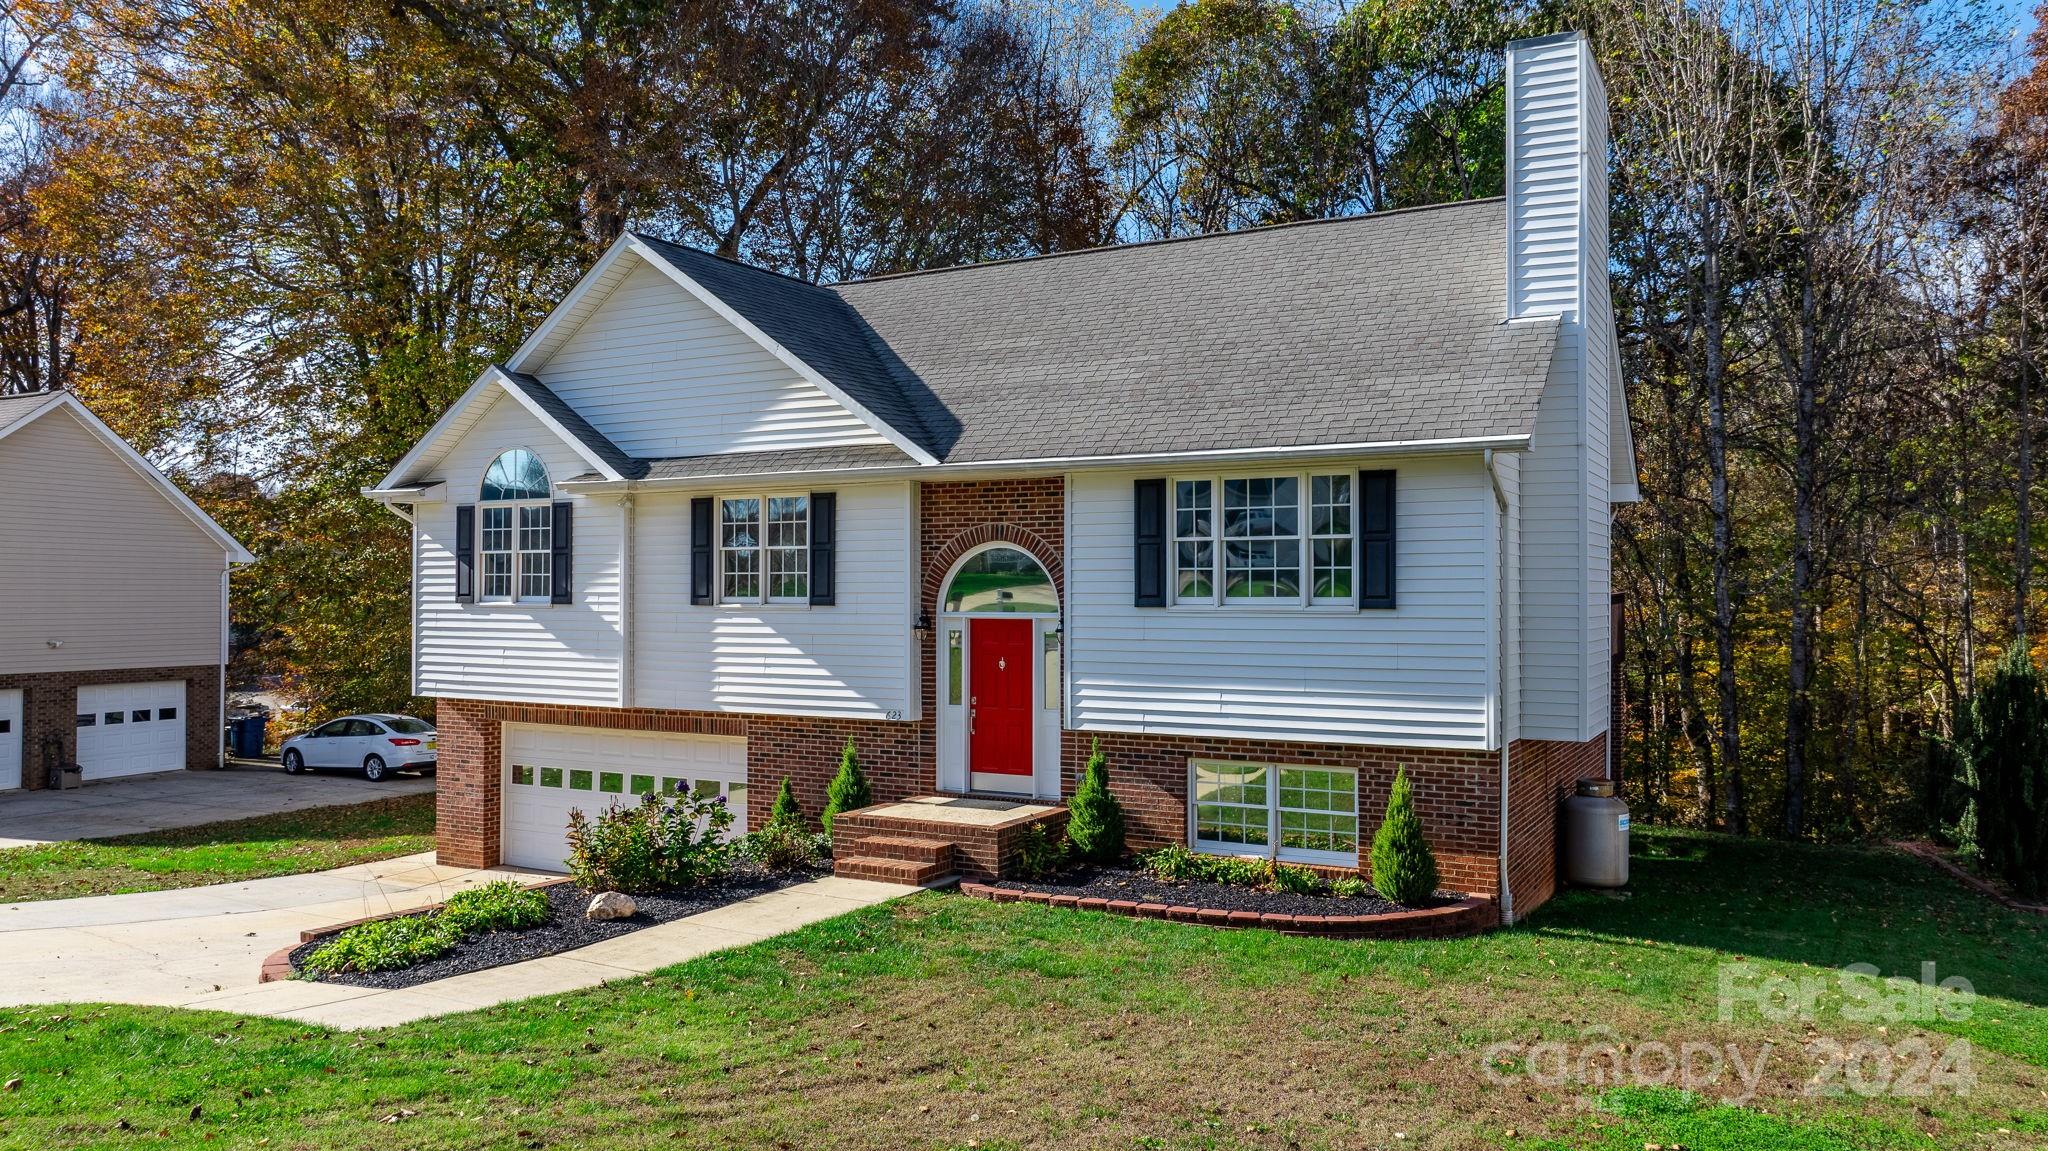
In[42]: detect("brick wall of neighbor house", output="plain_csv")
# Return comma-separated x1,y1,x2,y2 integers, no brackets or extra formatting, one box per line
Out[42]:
0,663,221,789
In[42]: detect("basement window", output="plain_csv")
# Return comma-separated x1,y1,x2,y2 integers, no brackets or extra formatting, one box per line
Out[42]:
1189,760,1360,867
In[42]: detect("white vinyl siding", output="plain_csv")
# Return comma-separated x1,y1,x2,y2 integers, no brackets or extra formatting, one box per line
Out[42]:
0,407,227,674
1068,456,1495,749
1508,32,1610,742
528,259,889,458
414,396,623,705
633,480,915,720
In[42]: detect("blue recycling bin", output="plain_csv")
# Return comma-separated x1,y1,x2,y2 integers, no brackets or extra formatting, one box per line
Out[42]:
230,714,268,759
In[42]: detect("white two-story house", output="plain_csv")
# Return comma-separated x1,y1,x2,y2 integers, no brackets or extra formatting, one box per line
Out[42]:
371,32,1635,920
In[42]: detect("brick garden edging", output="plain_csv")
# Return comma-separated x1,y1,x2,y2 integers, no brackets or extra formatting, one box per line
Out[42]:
258,877,575,983
957,881,1496,939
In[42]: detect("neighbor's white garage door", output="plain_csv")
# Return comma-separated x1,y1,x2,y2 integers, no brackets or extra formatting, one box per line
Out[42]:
76,681,187,781
501,724,748,872
0,689,21,790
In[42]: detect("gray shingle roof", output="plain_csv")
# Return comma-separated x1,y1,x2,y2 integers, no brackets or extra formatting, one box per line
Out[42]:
632,200,1553,466
496,369,647,479
637,444,915,481
0,391,58,435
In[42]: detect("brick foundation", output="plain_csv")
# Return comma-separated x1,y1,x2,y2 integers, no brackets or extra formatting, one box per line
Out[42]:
0,663,222,789
1504,733,1609,917
1061,731,1506,898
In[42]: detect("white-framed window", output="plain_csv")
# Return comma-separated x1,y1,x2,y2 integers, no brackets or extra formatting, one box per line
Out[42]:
1189,759,1360,866
1172,471,1355,607
720,494,809,604
480,449,552,603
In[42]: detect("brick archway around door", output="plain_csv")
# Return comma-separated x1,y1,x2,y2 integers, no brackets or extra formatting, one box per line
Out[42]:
918,477,1067,618
924,523,1066,609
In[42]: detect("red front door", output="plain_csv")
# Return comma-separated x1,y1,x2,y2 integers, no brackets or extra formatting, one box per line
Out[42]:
969,618,1033,777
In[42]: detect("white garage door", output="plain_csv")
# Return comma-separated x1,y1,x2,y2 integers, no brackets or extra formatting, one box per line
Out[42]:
0,689,20,790
501,724,748,872
76,681,188,781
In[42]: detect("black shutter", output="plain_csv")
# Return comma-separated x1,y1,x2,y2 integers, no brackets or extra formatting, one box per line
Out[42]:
1133,478,1167,607
690,497,714,605
454,504,475,602
1359,469,1396,609
550,501,574,604
809,492,836,606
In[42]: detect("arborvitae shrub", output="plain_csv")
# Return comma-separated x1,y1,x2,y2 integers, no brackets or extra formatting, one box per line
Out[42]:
769,778,804,830
1368,767,1439,906
1064,739,1126,863
822,740,873,836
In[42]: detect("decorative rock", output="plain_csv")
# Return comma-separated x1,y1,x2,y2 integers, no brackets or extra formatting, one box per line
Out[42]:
585,892,636,921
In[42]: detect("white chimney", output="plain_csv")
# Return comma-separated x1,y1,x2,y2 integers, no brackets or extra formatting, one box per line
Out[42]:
1503,30,1618,749
1505,31,1609,323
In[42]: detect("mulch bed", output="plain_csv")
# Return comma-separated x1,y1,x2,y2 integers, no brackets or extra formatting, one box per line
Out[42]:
985,865,1433,917
289,864,824,991
972,865,1493,939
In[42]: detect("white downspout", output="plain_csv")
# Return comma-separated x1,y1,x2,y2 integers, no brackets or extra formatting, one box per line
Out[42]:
218,558,231,769
618,487,636,710
1487,448,1515,925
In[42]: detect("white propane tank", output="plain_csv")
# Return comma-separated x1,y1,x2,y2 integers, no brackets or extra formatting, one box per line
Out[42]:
1562,778,1629,888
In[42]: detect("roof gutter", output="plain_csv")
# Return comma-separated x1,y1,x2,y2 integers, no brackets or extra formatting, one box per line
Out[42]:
556,433,1534,493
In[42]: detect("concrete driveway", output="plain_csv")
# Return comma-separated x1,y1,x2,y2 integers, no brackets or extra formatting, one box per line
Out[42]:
0,853,537,1010
0,764,436,849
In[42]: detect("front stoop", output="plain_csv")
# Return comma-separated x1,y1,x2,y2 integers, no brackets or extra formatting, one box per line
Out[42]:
831,795,1068,885
835,835,957,886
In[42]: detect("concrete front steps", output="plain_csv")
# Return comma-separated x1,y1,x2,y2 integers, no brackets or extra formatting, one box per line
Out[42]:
831,795,1068,887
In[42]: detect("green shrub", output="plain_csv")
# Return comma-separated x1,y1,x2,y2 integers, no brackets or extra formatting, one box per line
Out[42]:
1331,875,1370,899
1957,645,2048,894
1064,739,1127,864
565,791,735,894
822,740,873,836
769,778,804,830
739,821,822,873
440,880,549,934
299,880,553,978
1142,843,1205,882
1210,855,1272,887
1268,864,1328,896
1014,823,1069,880
300,913,459,977
1139,846,1312,892
1368,767,1439,905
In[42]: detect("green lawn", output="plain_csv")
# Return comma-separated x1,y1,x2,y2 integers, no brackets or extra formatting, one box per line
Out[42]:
0,793,436,903
1,828,2045,1149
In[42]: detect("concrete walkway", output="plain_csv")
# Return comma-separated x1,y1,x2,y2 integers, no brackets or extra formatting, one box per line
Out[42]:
0,852,536,1008
0,764,435,848
1,856,910,1029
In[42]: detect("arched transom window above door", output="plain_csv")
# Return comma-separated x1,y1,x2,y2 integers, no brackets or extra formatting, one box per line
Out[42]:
480,449,553,602
942,546,1057,614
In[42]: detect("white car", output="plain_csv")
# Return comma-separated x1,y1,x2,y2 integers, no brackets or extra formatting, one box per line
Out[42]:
280,714,437,782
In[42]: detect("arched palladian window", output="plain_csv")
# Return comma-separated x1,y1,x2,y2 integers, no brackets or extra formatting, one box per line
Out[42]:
480,449,553,601
942,546,1056,614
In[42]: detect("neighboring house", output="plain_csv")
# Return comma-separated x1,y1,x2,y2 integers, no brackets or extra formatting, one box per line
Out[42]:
0,390,254,790
372,33,1636,920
